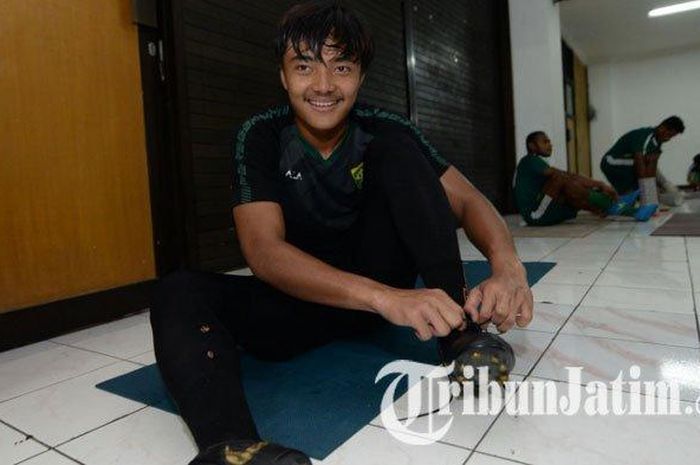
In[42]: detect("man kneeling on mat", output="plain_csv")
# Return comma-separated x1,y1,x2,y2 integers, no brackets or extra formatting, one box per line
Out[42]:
150,2,533,464
601,116,685,207
514,131,656,226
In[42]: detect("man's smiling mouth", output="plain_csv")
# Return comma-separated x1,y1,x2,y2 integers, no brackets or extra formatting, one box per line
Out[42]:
306,98,342,111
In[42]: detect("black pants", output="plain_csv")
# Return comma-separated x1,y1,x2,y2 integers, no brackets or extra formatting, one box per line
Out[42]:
150,133,468,450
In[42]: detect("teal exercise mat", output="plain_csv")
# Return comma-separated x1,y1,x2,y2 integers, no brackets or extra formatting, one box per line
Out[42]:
96,261,555,459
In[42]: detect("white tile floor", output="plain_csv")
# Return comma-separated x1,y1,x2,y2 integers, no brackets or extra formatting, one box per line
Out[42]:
2,210,700,465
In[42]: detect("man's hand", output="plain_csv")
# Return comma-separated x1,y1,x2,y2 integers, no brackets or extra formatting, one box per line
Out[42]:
373,288,467,341
464,262,533,333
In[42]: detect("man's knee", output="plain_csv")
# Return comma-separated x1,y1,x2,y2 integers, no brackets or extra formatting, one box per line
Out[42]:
365,132,430,174
155,270,200,299
151,270,208,323
542,175,567,199
562,179,590,201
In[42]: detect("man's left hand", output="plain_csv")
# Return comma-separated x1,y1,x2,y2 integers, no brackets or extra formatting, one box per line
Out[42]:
463,262,533,333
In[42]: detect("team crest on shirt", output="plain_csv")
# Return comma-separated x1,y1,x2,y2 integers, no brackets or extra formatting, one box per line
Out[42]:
350,162,364,189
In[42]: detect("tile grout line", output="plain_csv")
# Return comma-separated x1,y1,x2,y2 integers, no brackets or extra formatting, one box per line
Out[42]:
367,420,535,465
537,236,578,261
524,327,699,350
365,422,475,454
591,283,691,292
1,418,87,465
461,227,634,463
2,383,159,462
0,357,124,406
52,405,152,450
463,450,534,465
682,237,700,348
48,340,152,366
14,448,87,465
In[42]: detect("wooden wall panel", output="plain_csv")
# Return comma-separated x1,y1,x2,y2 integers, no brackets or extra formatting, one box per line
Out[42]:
574,55,592,177
0,0,155,312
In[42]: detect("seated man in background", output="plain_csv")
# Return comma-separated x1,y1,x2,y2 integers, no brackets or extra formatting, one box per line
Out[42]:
657,167,684,207
514,131,654,226
600,116,685,206
687,154,700,190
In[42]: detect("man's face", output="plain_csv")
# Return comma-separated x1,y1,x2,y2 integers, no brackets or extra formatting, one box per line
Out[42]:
280,40,364,133
530,134,553,157
656,125,679,143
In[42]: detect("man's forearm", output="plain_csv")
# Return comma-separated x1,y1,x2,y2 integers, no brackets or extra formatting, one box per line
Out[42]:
247,239,390,313
458,193,524,276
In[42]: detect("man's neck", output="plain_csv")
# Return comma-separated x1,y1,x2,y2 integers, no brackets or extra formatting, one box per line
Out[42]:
295,117,349,159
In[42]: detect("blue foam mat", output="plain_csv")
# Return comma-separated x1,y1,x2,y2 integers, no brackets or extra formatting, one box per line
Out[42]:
97,261,555,459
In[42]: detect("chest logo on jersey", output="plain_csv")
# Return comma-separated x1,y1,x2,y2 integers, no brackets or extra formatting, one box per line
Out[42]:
350,162,364,189
285,169,303,181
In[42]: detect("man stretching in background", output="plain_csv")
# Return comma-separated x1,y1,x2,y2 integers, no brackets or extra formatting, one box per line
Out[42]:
601,116,685,207
514,131,655,226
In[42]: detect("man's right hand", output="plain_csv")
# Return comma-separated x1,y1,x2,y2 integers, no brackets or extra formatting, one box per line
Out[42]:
372,288,467,341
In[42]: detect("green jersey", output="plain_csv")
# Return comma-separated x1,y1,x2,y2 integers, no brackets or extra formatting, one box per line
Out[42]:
514,154,550,214
603,127,662,167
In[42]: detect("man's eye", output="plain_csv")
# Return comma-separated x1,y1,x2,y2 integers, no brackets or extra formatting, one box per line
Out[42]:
296,64,311,73
336,65,352,74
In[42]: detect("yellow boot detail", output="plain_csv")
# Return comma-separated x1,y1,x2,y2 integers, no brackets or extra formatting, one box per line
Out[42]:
224,442,268,465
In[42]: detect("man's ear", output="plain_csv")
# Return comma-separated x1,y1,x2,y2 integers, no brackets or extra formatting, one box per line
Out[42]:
279,67,288,91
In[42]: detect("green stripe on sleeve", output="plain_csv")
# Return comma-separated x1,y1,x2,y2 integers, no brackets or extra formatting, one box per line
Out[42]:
234,105,289,203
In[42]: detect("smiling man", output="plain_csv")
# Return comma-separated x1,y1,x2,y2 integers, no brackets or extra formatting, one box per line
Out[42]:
151,2,532,464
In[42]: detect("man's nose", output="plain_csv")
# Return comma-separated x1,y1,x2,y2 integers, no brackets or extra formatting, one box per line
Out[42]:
312,67,336,93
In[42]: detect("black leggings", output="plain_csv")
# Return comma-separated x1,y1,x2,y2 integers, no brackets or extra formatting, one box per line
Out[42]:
150,133,468,450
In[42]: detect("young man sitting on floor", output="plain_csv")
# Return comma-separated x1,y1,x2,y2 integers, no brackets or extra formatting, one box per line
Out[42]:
514,131,656,226
151,2,533,464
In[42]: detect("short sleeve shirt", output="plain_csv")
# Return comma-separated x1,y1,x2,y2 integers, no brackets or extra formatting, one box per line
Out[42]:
513,154,550,214
688,163,700,185
232,104,450,260
605,127,662,163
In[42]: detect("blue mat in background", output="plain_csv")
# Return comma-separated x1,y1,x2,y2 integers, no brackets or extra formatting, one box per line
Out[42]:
97,261,555,459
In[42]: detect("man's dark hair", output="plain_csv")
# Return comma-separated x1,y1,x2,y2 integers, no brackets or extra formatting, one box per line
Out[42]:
660,116,685,133
694,154,700,165
526,131,546,151
274,1,374,71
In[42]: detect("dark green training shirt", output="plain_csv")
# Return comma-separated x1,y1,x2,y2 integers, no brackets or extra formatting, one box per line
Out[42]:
513,154,550,214
232,104,450,262
603,127,662,167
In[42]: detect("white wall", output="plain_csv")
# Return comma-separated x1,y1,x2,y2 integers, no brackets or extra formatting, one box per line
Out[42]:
509,0,567,169
589,48,700,184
